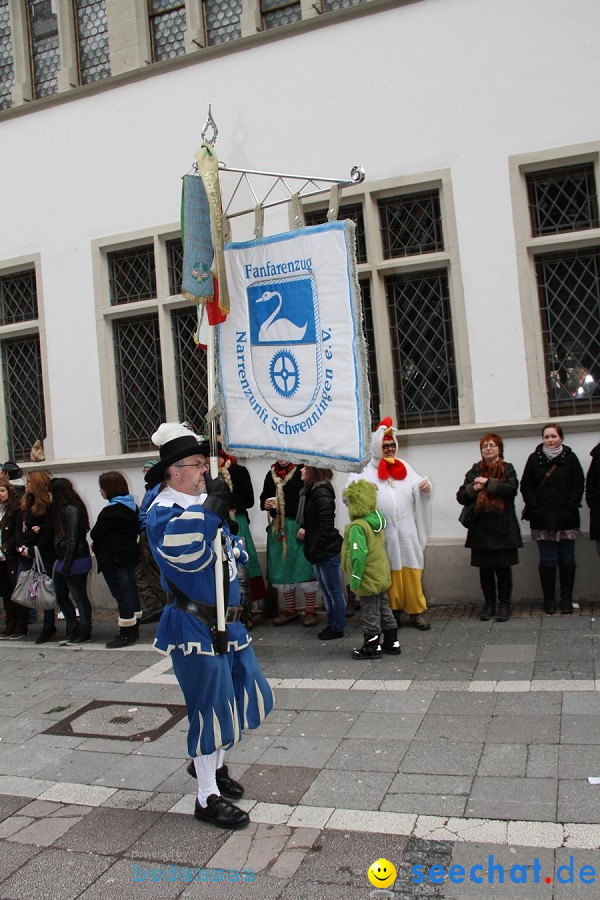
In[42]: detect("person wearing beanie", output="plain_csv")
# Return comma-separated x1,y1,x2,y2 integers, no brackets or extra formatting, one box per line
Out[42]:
341,479,400,659
144,423,273,831
352,418,432,630
1,462,26,498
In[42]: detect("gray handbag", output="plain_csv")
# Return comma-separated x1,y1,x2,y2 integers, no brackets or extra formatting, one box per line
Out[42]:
11,546,57,610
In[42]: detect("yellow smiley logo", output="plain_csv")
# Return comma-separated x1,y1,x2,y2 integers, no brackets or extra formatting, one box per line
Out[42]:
367,858,397,888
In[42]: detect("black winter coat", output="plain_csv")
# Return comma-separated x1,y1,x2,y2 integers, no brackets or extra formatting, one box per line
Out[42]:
53,503,90,576
225,462,254,521
520,444,584,531
90,503,139,572
0,504,18,586
300,482,343,564
457,461,523,551
585,443,600,540
15,506,55,572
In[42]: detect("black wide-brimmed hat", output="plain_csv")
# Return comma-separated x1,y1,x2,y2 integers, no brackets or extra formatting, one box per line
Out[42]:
145,429,205,488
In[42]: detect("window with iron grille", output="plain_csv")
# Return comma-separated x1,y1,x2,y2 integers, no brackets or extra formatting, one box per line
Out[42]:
74,0,110,85
1,334,46,462
378,190,443,259
304,202,368,264
527,164,599,237
260,0,301,30
149,0,186,62
0,0,13,110
385,269,459,429
113,314,166,452
166,238,183,296
172,307,208,424
27,0,60,99
0,269,38,325
359,278,380,426
205,0,241,45
535,247,600,417
108,244,156,305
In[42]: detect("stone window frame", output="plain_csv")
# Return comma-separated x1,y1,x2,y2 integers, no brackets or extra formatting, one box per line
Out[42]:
93,224,202,456
0,251,53,462
509,141,600,421
300,169,473,431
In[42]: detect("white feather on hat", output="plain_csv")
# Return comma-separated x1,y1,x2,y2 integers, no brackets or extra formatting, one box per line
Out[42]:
151,422,200,448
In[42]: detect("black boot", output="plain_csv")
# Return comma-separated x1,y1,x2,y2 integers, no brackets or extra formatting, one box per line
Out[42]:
352,633,382,660
539,566,556,614
381,627,401,655
105,624,138,648
479,569,496,621
35,626,57,644
0,606,16,639
559,563,576,614
495,568,512,623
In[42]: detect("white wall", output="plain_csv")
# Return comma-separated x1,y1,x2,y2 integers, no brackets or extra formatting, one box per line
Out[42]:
1,0,599,596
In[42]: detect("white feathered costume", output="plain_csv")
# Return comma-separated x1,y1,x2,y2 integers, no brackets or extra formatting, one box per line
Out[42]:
351,418,432,614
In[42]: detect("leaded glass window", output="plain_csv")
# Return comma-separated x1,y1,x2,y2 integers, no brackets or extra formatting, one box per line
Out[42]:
261,0,301,30
378,190,443,259
27,0,60,99
75,0,110,85
113,314,165,452
0,269,38,325
166,238,183,295
322,0,365,9
205,0,241,45
108,245,156,305
359,278,380,426
527,164,599,237
172,307,208,424
0,0,13,110
304,202,367,264
149,0,186,62
2,334,46,462
535,247,600,416
385,269,458,428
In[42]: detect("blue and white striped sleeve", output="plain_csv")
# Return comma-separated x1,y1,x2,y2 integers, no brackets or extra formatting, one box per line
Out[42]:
152,503,219,573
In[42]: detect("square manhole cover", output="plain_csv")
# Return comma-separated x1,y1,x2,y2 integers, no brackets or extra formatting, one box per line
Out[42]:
44,700,187,742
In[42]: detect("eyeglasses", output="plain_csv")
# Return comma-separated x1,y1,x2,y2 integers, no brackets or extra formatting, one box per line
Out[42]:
382,442,397,449
174,462,207,470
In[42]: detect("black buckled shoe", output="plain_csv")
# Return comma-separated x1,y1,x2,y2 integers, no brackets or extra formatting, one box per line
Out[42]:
186,761,245,799
194,795,249,830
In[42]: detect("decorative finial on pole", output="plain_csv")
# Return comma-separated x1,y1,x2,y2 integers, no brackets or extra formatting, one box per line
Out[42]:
201,104,218,147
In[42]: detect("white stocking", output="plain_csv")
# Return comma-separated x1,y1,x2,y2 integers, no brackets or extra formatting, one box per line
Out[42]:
216,749,225,769
194,751,220,806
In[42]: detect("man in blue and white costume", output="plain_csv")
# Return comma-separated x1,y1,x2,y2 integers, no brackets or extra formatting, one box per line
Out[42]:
145,423,274,830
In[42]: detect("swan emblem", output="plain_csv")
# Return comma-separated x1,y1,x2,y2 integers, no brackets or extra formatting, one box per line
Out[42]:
257,290,308,342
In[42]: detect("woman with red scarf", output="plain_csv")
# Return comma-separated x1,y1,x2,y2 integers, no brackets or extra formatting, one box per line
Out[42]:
457,433,522,622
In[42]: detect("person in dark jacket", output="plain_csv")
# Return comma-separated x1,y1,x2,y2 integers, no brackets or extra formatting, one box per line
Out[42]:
521,423,584,614
48,477,93,644
14,469,55,640
297,467,346,640
91,471,141,648
585,441,600,558
457,433,522,623
259,461,318,626
0,482,25,639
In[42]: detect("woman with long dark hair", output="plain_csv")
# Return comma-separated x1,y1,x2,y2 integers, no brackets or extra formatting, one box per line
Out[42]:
457,433,522,622
297,466,346,640
49,477,93,643
0,482,26,639
91,471,141,648
521,423,584,614
14,469,55,641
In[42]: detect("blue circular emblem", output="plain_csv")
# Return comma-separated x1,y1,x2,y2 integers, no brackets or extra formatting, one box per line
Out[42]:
269,349,300,397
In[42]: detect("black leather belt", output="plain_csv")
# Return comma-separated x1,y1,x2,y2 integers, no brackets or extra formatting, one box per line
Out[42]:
170,596,243,626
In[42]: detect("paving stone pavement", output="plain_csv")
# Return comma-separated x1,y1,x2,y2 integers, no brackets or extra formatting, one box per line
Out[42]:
1,603,600,898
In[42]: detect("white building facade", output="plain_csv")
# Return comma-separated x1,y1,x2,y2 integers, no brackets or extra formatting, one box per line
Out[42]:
1,0,599,603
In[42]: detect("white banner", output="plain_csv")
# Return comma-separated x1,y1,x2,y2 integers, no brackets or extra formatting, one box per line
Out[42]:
218,221,371,471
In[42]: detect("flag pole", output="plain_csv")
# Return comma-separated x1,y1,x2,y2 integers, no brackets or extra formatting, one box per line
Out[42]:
206,317,228,653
